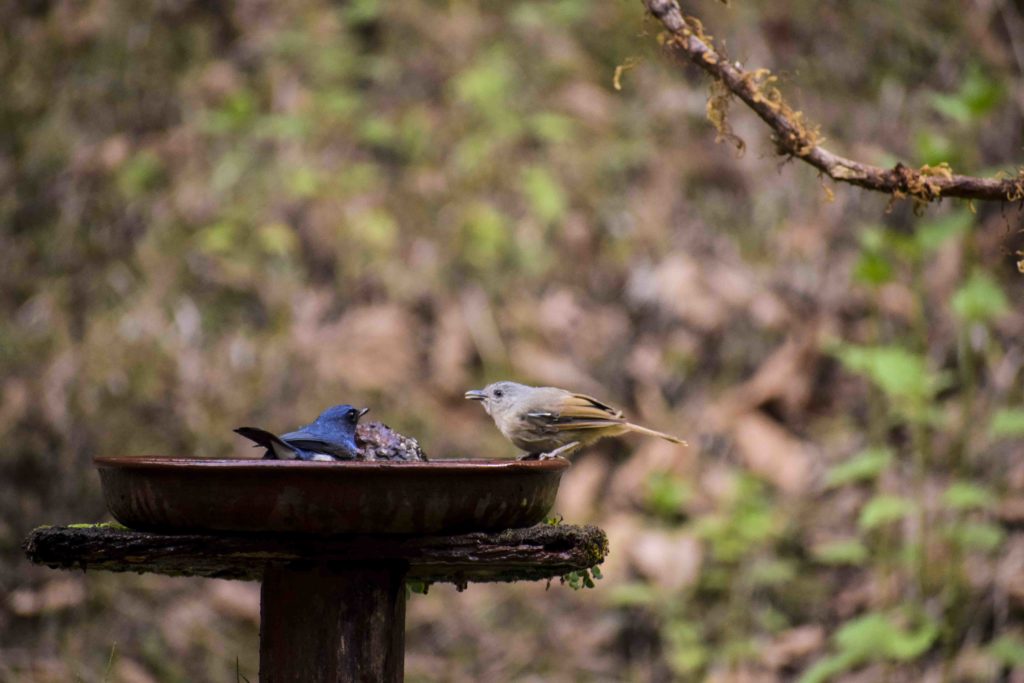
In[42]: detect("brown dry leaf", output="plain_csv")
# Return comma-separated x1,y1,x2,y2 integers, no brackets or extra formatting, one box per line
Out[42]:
704,667,779,683
606,438,691,510
429,300,473,393
509,341,602,395
303,304,418,391
626,254,729,332
628,529,703,593
8,578,86,616
460,286,508,367
877,282,916,319
207,580,259,623
597,513,646,583
555,453,610,523
160,597,217,653
731,411,814,495
715,331,819,423
113,659,160,683
996,534,1024,606
762,625,825,669
557,82,614,127
999,498,1024,525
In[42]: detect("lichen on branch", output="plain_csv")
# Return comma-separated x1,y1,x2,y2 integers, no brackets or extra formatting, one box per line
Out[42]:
642,0,1024,204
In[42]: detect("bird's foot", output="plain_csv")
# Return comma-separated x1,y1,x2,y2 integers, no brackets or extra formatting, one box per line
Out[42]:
538,441,581,460
517,452,542,461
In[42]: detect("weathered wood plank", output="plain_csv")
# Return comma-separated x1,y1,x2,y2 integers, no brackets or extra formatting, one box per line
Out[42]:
23,523,608,585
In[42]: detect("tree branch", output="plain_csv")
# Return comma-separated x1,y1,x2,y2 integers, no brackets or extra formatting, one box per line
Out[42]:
642,0,1024,203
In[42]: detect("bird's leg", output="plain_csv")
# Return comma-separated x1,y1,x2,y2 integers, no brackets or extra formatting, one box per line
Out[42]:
539,441,582,460
516,452,542,461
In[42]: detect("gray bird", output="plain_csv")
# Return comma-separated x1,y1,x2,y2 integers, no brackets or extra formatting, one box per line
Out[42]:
465,381,687,459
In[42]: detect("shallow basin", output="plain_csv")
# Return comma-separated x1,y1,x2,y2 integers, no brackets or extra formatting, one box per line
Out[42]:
95,457,569,535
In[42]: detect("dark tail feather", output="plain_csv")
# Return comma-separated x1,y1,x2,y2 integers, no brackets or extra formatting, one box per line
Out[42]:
234,427,290,459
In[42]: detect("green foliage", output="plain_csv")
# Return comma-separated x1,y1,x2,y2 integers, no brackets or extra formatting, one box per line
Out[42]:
941,482,996,511
825,448,893,488
562,567,601,590
990,408,1024,438
645,471,692,520
833,344,940,405
929,65,1004,124
913,211,973,253
800,613,939,683
520,166,568,224
945,521,1005,553
988,634,1024,667
952,270,1009,323
858,495,914,531
693,476,779,563
812,539,869,566
664,619,708,676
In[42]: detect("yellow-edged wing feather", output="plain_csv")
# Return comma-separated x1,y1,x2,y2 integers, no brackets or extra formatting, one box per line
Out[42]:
527,391,687,445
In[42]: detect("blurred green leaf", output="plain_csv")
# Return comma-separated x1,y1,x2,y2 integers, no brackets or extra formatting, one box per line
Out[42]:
606,582,658,607
834,344,939,403
825,448,893,488
942,481,996,511
454,49,515,123
462,202,509,269
952,270,1009,323
665,620,708,676
913,129,957,167
520,165,568,223
345,0,380,23
947,521,1006,552
930,94,972,124
646,471,692,519
116,150,165,197
812,539,869,566
286,166,321,199
989,634,1024,667
204,90,258,134
746,558,796,586
914,211,972,252
838,612,938,661
853,251,893,286
528,112,576,144
801,613,938,683
257,222,298,257
990,408,1024,438
196,221,238,255
858,495,913,531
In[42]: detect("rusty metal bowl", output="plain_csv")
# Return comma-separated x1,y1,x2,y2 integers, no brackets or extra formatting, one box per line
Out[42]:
95,457,570,535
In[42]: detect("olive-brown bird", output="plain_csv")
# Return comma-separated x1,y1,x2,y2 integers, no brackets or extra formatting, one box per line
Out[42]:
465,381,687,459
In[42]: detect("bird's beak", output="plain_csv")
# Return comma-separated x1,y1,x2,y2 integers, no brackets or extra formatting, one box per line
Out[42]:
464,389,487,402
358,408,370,418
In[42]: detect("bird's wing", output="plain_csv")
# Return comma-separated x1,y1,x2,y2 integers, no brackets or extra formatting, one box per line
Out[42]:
525,392,626,432
234,427,301,460
280,428,357,458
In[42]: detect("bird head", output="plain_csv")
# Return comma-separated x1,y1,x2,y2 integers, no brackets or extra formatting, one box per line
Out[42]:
317,404,370,427
464,381,530,417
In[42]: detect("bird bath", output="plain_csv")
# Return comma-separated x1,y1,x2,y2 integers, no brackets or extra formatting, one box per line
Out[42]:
24,457,607,682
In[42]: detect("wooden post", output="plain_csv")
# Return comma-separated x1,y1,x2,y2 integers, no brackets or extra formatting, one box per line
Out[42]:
259,563,408,683
24,524,609,681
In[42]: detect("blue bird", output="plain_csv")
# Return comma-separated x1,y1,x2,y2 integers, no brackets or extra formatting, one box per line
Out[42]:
234,404,369,461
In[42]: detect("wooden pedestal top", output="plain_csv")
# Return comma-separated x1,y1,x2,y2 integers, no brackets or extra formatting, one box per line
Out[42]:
24,523,608,586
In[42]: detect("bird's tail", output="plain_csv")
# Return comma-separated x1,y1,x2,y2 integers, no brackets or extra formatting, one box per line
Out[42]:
623,422,688,447
234,427,293,459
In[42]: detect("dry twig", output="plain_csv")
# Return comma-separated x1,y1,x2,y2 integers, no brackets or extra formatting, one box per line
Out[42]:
642,0,1024,203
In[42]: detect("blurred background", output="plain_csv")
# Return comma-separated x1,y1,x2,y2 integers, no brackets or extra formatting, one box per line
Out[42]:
2,0,1024,680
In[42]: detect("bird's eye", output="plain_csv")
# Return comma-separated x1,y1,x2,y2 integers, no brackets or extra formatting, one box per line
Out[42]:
493,389,504,398
347,409,357,420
